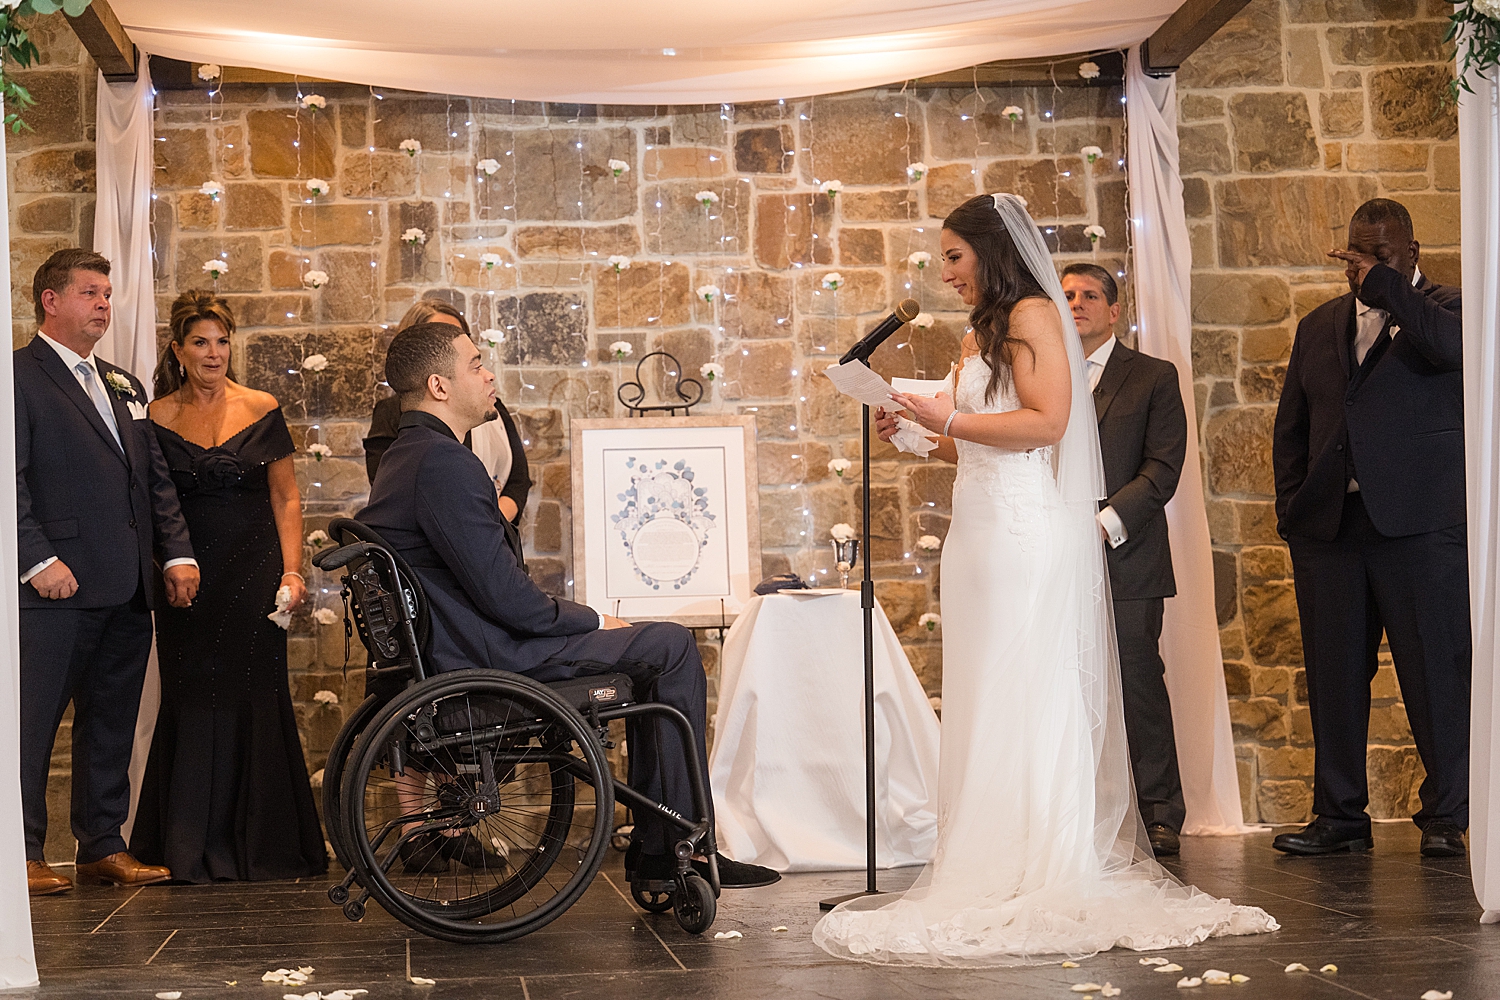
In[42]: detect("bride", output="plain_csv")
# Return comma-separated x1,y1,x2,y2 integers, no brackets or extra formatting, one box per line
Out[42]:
813,194,1278,967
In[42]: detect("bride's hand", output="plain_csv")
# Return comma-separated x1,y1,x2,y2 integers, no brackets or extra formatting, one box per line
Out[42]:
889,391,956,435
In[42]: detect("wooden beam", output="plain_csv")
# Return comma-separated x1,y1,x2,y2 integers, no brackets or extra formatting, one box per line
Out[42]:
911,51,1124,90
67,0,135,80
1142,0,1254,76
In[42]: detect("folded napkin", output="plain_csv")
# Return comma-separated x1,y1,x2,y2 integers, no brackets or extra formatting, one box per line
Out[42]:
890,415,939,456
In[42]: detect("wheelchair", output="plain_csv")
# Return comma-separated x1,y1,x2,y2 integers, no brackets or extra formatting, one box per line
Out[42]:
313,517,720,943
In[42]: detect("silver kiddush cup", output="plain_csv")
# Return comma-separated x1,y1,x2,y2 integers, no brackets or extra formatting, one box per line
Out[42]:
831,538,860,590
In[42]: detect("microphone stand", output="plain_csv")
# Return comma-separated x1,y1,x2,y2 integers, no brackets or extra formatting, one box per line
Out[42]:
819,339,885,910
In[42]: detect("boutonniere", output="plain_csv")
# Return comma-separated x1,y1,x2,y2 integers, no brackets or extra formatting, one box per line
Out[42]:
103,371,136,398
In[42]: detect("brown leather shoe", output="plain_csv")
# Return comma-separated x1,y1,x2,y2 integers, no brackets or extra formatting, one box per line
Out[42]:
74,852,170,887
27,859,72,896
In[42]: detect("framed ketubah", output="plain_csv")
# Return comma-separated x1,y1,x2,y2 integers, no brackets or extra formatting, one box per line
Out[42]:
570,416,760,627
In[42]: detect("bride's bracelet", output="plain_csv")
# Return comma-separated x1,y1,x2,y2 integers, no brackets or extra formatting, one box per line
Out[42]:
281,571,304,582
942,410,959,438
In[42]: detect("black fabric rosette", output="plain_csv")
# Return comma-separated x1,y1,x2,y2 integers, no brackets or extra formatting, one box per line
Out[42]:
193,450,245,489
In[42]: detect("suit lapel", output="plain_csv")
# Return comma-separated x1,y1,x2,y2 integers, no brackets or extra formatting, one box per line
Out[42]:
29,338,128,464
99,360,141,470
1332,293,1355,379
1093,345,1134,425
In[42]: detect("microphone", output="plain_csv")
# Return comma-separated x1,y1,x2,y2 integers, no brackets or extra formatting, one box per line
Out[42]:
839,299,922,365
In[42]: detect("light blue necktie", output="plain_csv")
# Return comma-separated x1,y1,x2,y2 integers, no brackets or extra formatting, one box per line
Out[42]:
76,360,122,449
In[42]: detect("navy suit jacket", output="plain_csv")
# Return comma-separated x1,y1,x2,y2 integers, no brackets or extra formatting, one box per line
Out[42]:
1094,342,1186,600
1273,264,1463,541
14,335,194,610
358,410,599,674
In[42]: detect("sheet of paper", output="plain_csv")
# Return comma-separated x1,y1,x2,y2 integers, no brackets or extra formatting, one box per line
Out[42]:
890,377,948,397
822,361,899,409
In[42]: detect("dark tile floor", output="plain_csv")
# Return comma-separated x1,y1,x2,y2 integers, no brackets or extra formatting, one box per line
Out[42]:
23,824,1495,999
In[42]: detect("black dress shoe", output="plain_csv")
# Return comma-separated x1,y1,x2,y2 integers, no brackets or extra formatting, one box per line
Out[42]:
443,832,509,872
1147,823,1180,857
633,850,780,888
398,831,448,874
1272,818,1374,855
1420,821,1467,858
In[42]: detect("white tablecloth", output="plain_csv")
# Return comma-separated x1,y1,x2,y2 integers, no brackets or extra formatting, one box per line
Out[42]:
708,591,940,872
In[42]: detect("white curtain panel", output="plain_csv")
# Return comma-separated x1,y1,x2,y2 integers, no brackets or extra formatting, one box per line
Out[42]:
1124,47,1251,835
92,56,158,389
110,0,1177,104
1460,51,1500,920
0,121,40,987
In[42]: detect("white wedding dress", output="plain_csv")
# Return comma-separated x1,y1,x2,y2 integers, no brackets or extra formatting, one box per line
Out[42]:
813,194,1278,968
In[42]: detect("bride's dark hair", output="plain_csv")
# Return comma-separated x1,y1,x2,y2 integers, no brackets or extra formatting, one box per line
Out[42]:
943,194,1051,404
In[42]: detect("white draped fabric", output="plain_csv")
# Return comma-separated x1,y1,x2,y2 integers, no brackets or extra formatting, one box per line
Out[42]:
709,592,940,872
1124,48,1252,834
1459,51,1500,920
0,121,40,987
110,0,1178,105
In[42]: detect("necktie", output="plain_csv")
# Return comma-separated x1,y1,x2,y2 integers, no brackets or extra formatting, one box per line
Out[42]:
76,361,122,449
1353,307,1387,366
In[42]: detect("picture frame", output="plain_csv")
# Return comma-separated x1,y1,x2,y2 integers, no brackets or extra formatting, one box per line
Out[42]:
570,416,761,627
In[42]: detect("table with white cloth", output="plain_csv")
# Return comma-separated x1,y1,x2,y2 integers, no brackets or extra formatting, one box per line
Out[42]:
708,590,941,872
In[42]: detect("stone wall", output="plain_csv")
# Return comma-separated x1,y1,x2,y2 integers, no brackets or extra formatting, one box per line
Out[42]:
1179,0,1457,822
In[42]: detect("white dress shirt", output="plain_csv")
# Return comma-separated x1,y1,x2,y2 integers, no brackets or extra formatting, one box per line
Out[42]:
1084,336,1127,549
1347,266,1422,493
21,333,197,585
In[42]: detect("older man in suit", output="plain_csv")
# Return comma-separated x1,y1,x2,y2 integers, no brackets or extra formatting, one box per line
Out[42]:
1063,263,1188,857
17,248,199,895
358,322,777,889
1272,198,1467,858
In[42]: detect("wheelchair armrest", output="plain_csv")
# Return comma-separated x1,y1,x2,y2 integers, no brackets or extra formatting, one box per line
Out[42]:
314,541,378,571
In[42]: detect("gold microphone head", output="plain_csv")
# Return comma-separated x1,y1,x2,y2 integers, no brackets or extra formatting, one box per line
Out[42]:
895,298,921,323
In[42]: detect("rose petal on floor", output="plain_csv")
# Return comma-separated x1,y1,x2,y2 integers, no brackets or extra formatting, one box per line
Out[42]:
1156,963,1185,973
1100,986,1120,998
1203,969,1231,985
1284,963,1310,973
1421,991,1454,1000
1178,977,1203,988
409,978,436,986
772,926,788,932
713,930,744,940
1061,961,1080,968
1320,964,1338,974
1070,983,1103,992
155,993,182,999
1140,957,1170,966
1231,974,1250,983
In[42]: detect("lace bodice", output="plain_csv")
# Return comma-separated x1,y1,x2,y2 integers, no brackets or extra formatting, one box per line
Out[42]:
951,355,1056,499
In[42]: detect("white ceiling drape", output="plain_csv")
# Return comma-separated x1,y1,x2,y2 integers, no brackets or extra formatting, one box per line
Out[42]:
110,0,1178,104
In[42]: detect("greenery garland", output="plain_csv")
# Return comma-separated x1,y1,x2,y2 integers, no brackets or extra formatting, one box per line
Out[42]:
0,0,94,133
1447,0,1500,103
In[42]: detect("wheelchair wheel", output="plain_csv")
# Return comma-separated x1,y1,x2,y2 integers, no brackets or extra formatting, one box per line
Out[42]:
324,693,384,871
672,874,715,935
631,883,675,913
341,670,614,944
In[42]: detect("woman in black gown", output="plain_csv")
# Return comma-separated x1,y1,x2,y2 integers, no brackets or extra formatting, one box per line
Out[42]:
130,290,326,882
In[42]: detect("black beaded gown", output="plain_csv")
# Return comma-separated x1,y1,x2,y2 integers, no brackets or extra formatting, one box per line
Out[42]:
130,408,327,883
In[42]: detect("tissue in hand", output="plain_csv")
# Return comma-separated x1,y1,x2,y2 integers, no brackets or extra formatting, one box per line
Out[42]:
267,585,293,630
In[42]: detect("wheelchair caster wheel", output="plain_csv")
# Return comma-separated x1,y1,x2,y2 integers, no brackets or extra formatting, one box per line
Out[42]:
343,899,366,922
631,883,674,913
328,884,350,905
672,873,715,935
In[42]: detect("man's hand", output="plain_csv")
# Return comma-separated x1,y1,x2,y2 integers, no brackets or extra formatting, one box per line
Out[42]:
601,614,632,630
164,564,201,608
874,407,901,443
1329,248,1379,293
30,560,77,600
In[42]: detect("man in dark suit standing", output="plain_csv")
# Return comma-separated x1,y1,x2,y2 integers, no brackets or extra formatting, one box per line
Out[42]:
1062,263,1189,857
358,323,776,888
1272,198,1467,858
17,249,199,895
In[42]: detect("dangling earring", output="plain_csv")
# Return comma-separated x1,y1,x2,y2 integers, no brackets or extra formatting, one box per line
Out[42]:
178,363,186,378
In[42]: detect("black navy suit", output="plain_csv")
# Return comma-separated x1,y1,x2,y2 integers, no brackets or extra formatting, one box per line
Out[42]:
359,410,710,853
15,334,195,863
1273,263,1468,832
1093,341,1188,831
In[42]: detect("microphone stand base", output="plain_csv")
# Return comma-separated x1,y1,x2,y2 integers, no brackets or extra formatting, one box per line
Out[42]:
818,888,888,911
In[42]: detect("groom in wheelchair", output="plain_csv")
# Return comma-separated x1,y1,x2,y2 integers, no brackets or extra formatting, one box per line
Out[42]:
357,321,777,893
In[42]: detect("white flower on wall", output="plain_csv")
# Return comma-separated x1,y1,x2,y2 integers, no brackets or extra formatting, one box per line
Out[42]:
916,534,942,552
608,254,632,273
610,340,633,359
700,361,724,382
608,158,630,177
201,259,228,279
306,442,333,460
402,227,427,245
1085,225,1106,245
919,612,941,631
305,528,331,548
313,689,340,707
399,138,422,157
477,158,501,176
830,523,857,542
1080,145,1104,164
197,63,221,81
312,607,340,626
480,329,505,348
911,312,935,329
1078,61,1101,80
480,252,504,270
821,272,843,291
908,251,931,269
695,189,720,207
819,179,843,197
1002,105,1024,122
199,180,223,200
906,162,927,181
828,458,853,478
300,94,326,111
301,272,329,290
696,284,722,303
305,177,330,197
